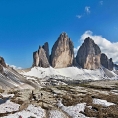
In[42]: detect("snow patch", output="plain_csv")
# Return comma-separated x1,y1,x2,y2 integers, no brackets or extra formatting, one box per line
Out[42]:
49,110,68,118
57,100,89,118
0,100,20,113
93,98,115,107
2,104,46,118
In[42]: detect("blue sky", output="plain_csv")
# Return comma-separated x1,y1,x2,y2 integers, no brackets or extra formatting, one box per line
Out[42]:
0,0,118,68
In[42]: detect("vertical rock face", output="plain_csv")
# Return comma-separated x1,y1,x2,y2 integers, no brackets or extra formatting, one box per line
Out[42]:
100,53,109,69
76,37,101,70
33,45,50,68
33,51,39,67
51,32,74,68
42,42,49,61
108,58,114,70
38,47,50,68
100,53,114,70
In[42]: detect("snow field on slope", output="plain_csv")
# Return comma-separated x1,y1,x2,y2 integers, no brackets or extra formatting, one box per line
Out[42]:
22,67,109,80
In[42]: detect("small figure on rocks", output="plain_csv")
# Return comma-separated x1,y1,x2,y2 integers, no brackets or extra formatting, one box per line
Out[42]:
32,90,36,100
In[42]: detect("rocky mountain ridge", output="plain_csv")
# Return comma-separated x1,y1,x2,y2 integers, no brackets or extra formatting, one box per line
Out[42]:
32,32,117,70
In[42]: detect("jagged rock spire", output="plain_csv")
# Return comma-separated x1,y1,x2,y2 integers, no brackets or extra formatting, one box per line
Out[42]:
50,32,74,68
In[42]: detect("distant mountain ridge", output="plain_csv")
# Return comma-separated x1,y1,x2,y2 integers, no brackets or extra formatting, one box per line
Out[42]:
32,32,118,71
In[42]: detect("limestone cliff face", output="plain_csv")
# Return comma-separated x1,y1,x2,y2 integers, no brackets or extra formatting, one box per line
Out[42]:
50,33,74,68
100,53,109,69
76,37,101,70
33,44,50,68
33,51,39,67
100,53,114,70
42,42,49,61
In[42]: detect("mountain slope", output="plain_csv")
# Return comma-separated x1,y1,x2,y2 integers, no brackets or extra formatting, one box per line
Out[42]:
0,66,39,90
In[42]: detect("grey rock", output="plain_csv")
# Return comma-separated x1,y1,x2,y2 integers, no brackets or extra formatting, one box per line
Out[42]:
114,64,118,70
76,37,101,70
100,53,114,70
38,47,50,68
108,58,113,71
33,46,50,68
51,32,74,68
73,57,80,67
0,57,6,73
0,57,6,67
42,42,49,61
33,51,39,67
100,53,109,69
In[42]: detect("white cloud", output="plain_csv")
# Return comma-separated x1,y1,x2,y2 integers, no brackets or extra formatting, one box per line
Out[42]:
100,1,103,5
85,6,90,14
76,15,82,19
6,64,22,70
75,30,118,64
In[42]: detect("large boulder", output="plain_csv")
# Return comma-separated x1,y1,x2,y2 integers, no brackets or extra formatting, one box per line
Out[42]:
76,37,101,70
100,53,114,70
51,32,74,68
33,46,50,68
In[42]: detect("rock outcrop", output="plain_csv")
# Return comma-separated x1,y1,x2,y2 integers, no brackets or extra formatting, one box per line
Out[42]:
33,51,39,67
114,64,118,70
108,58,114,71
0,57,6,73
42,42,49,61
50,32,74,68
100,53,114,70
33,45,50,68
76,37,101,70
0,57,6,67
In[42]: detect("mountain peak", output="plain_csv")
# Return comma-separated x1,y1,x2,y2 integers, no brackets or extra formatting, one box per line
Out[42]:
76,37,101,69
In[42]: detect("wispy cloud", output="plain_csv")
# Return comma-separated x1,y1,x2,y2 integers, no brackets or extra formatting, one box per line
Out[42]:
76,6,91,19
6,63,22,70
100,1,103,5
76,15,82,19
85,6,90,14
10,65,22,70
74,30,118,64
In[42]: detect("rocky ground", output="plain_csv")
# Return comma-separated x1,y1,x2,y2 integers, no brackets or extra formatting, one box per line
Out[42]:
0,80,118,118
